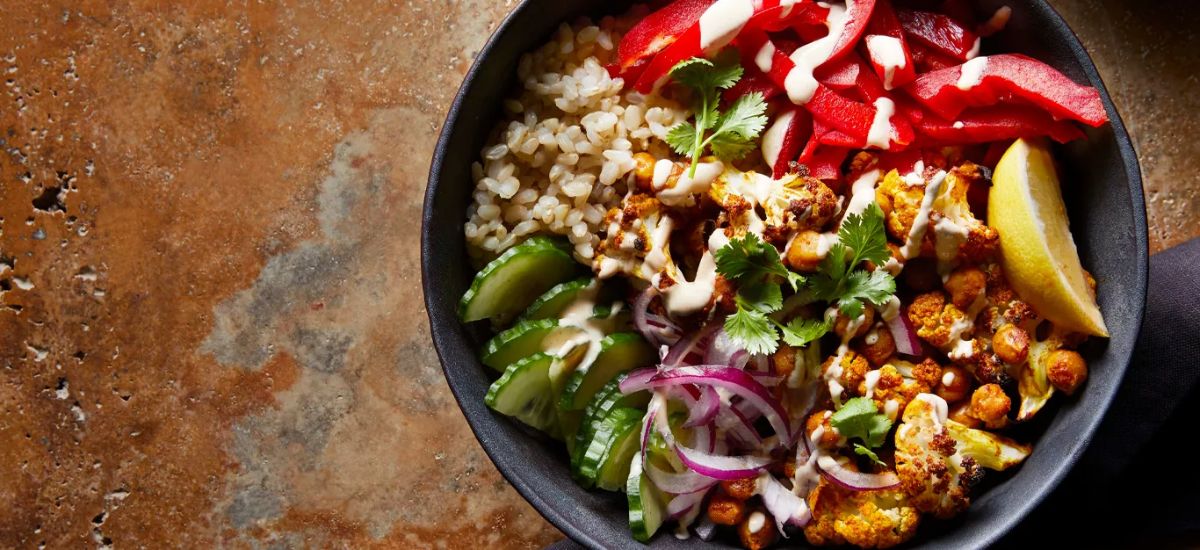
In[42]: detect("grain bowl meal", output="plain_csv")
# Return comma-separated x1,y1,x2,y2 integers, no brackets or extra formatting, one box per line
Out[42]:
458,1,1110,547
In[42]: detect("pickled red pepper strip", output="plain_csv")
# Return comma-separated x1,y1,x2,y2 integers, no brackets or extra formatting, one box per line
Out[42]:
617,0,715,77
897,9,980,61
907,53,1109,127
860,0,916,89
915,106,1087,144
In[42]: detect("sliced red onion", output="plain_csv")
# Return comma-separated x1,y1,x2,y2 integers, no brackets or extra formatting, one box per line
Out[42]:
758,474,812,530
674,440,773,481
666,488,710,520
704,329,749,369
633,286,682,347
663,322,720,368
750,353,770,374
683,386,720,428
641,366,793,447
751,373,784,387
816,455,900,491
639,395,664,464
645,461,719,495
886,311,924,357
620,367,659,395
717,405,763,449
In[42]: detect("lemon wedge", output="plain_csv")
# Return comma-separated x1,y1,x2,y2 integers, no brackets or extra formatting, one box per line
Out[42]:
989,139,1108,337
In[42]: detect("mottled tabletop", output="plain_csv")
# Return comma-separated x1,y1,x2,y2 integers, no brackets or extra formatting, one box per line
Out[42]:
0,1,1196,548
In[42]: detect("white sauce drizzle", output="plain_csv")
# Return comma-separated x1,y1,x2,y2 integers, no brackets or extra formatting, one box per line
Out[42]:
952,121,965,129
884,399,899,418
956,56,989,90
652,159,675,189
902,160,926,186
658,161,724,206
864,34,907,90
662,252,719,315
864,369,882,398
879,295,901,321
553,294,626,377
699,0,756,52
866,97,896,150
843,169,882,220
761,109,796,168
747,511,767,534
780,0,800,18
642,215,675,275
900,170,947,259
965,37,982,60
784,1,851,104
755,40,776,73
708,228,731,255
942,371,956,387
915,393,949,425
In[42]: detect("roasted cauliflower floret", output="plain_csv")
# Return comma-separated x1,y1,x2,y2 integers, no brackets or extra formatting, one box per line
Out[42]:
895,394,1030,518
875,163,997,268
594,193,673,282
907,291,978,361
821,350,871,402
804,479,921,549
866,360,942,422
1017,324,1088,421
710,169,837,246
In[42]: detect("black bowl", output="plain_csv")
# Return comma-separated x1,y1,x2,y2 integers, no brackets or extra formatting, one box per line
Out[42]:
422,1,1147,548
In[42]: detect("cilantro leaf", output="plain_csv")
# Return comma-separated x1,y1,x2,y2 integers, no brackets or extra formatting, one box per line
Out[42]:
853,443,887,467
837,270,895,316
778,317,830,347
665,122,699,157
714,233,797,287
724,305,778,356
666,53,766,176
738,284,782,314
706,92,768,161
830,397,893,448
839,203,890,268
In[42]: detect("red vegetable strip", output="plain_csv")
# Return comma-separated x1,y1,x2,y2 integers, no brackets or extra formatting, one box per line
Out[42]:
823,0,877,67
618,0,715,74
908,39,963,73
722,67,783,104
897,9,980,62
762,107,813,178
806,146,849,182
916,105,1087,144
860,0,916,89
907,54,1109,127
633,24,703,92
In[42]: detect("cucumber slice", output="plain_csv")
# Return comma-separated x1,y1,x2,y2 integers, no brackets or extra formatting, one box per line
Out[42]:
559,333,656,411
480,319,582,372
458,236,581,324
517,278,594,322
578,406,643,489
627,453,667,542
485,353,560,438
572,375,650,472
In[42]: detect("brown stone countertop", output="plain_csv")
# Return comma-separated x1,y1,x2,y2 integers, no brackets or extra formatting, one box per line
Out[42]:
0,1,1196,548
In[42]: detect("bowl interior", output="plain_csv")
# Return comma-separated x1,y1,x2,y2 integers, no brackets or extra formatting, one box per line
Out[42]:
423,1,1147,548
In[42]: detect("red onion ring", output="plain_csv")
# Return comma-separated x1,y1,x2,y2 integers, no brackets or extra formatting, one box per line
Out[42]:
816,455,900,491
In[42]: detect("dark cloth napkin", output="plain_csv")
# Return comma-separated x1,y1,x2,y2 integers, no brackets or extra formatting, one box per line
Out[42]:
547,239,1200,550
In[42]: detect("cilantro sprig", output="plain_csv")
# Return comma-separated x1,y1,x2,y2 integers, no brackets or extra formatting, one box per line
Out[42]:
665,53,768,177
810,203,896,319
715,234,826,355
831,397,893,467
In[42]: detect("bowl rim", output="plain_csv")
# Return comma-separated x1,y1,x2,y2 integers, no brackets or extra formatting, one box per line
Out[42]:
422,1,1148,548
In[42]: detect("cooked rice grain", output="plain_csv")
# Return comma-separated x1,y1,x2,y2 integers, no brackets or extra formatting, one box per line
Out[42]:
464,17,688,262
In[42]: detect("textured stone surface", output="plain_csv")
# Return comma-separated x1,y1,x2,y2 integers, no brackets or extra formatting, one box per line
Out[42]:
0,1,1194,548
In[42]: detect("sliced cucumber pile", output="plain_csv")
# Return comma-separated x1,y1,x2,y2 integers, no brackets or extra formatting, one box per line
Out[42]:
559,333,656,411
458,236,582,324
463,235,659,533
627,453,667,542
484,353,560,438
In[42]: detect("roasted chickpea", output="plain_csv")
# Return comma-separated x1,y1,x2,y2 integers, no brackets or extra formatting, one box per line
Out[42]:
721,478,757,501
773,345,797,381
859,324,896,367
786,230,825,272
992,324,1030,365
707,493,746,525
968,383,1011,428
632,152,656,191
1047,349,1088,394
936,365,972,403
805,410,842,449
834,306,875,340
944,266,986,310
739,509,779,550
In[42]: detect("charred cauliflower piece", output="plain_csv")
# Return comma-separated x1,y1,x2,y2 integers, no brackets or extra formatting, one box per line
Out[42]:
594,193,673,283
875,164,997,268
907,291,979,362
866,360,942,422
709,169,837,245
894,394,1031,518
804,479,921,549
